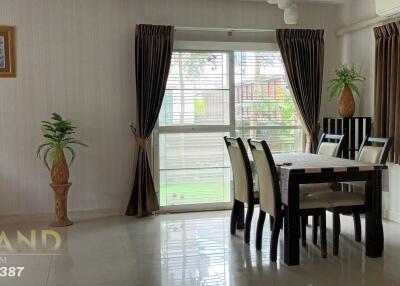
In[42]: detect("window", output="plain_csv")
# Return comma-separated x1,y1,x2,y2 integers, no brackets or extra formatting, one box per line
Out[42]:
156,45,303,208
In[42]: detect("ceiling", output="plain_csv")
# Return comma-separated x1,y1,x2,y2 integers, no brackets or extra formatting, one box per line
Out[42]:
231,0,345,4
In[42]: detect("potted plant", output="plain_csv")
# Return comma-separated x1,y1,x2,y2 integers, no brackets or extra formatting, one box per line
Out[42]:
328,65,365,118
37,113,87,226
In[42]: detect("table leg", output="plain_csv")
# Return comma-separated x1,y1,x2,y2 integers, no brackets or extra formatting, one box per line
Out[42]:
365,170,384,258
284,179,300,266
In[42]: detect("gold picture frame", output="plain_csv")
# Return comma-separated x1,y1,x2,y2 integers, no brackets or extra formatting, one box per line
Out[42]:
0,26,16,77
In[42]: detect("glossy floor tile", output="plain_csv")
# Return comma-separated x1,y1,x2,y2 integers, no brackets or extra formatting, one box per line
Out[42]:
1,210,400,285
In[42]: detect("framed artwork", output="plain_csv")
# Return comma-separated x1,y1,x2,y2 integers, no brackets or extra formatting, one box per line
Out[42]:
0,26,16,77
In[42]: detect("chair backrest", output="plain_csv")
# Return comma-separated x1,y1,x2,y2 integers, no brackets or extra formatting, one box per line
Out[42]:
317,133,345,157
224,136,254,204
357,136,393,164
248,139,281,217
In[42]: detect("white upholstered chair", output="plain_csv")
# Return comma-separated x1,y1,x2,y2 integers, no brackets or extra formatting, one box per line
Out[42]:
248,139,331,260
224,136,258,244
300,133,345,195
300,133,345,246
309,136,392,255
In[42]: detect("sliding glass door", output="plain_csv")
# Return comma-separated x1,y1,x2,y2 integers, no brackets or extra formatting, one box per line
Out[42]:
154,45,303,211
156,51,232,209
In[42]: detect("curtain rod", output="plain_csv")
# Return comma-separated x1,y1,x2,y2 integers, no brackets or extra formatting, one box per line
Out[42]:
175,26,276,33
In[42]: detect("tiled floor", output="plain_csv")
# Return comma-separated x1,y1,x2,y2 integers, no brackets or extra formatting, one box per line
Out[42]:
1,210,400,285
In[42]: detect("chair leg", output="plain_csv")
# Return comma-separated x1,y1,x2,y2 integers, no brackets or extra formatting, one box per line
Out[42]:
256,210,266,250
353,213,362,242
244,205,254,244
320,212,327,258
301,215,307,246
270,212,283,262
312,215,318,245
230,200,238,235
269,215,274,231
333,210,340,256
237,201,245,230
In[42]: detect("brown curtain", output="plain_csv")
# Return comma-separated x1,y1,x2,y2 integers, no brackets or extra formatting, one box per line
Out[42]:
126,24,174,217
374,21,400,164
276,29,325,153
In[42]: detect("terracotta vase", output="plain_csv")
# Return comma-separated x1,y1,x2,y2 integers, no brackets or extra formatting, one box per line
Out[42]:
338,84,355,118
51,150,69,184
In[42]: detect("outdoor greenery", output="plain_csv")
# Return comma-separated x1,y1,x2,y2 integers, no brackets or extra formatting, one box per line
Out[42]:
37,113,87,170
160,181,230,206
328,65,365,99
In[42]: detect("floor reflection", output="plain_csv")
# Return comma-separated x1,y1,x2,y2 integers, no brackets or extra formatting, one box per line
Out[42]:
1,210,400,285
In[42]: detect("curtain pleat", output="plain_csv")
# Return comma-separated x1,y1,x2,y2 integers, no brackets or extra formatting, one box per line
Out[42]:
126,24,174,217
276,29,324,153
374,21,400,164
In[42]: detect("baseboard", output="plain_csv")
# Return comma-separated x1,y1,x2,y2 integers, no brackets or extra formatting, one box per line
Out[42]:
0,208,124,224
383,209,400,223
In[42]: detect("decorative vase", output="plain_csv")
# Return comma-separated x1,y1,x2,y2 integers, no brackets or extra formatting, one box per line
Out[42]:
50,183,73,227
338,84,355,118
51,151,69,184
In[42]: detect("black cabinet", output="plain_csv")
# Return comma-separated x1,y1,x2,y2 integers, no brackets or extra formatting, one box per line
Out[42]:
322,117,372,159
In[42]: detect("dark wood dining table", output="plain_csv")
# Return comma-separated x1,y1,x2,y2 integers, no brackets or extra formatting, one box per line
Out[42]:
271,152,387,266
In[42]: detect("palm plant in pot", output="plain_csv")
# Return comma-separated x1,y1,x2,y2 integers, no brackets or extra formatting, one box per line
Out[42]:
37,113,87,226
37,113,87,183
328,65,365,118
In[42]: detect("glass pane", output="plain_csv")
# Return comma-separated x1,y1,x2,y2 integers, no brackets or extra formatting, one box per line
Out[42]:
234,51,301,127
160,52,230,126
159,132,231,206
234,51,303,152
235,128,304,153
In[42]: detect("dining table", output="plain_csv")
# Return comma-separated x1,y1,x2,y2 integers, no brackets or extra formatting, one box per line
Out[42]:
269,152,387,266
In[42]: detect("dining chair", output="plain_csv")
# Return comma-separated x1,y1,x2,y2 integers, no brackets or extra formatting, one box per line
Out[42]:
248,139,330,261
300,133,346,196
224,136,259,244
301,133,345,245
309,136,393,255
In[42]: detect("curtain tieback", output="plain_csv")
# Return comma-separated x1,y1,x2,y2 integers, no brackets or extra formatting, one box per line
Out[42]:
130,125,147,148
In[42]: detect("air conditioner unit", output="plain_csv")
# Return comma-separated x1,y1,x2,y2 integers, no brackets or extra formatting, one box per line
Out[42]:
376,0,400,18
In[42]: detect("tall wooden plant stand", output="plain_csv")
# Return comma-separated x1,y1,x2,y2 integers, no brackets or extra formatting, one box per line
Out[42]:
50,183,73,227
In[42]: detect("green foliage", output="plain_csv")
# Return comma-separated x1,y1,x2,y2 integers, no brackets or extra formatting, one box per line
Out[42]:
37,113,87,171
181,53,218,77
193,98,206,117
248,85,295,126
328,64,365,99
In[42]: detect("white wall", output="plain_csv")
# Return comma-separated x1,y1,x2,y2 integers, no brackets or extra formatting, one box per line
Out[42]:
338,0,400,222
0,0,135,215
0,0,341,215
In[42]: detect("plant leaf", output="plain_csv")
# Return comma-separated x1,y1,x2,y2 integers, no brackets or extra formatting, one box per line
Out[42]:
65,146,76,166
37,143,52,158
51,113,62,121
65,140,88,147
328,82,344,99
348,82,361,97
42,147,52,171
